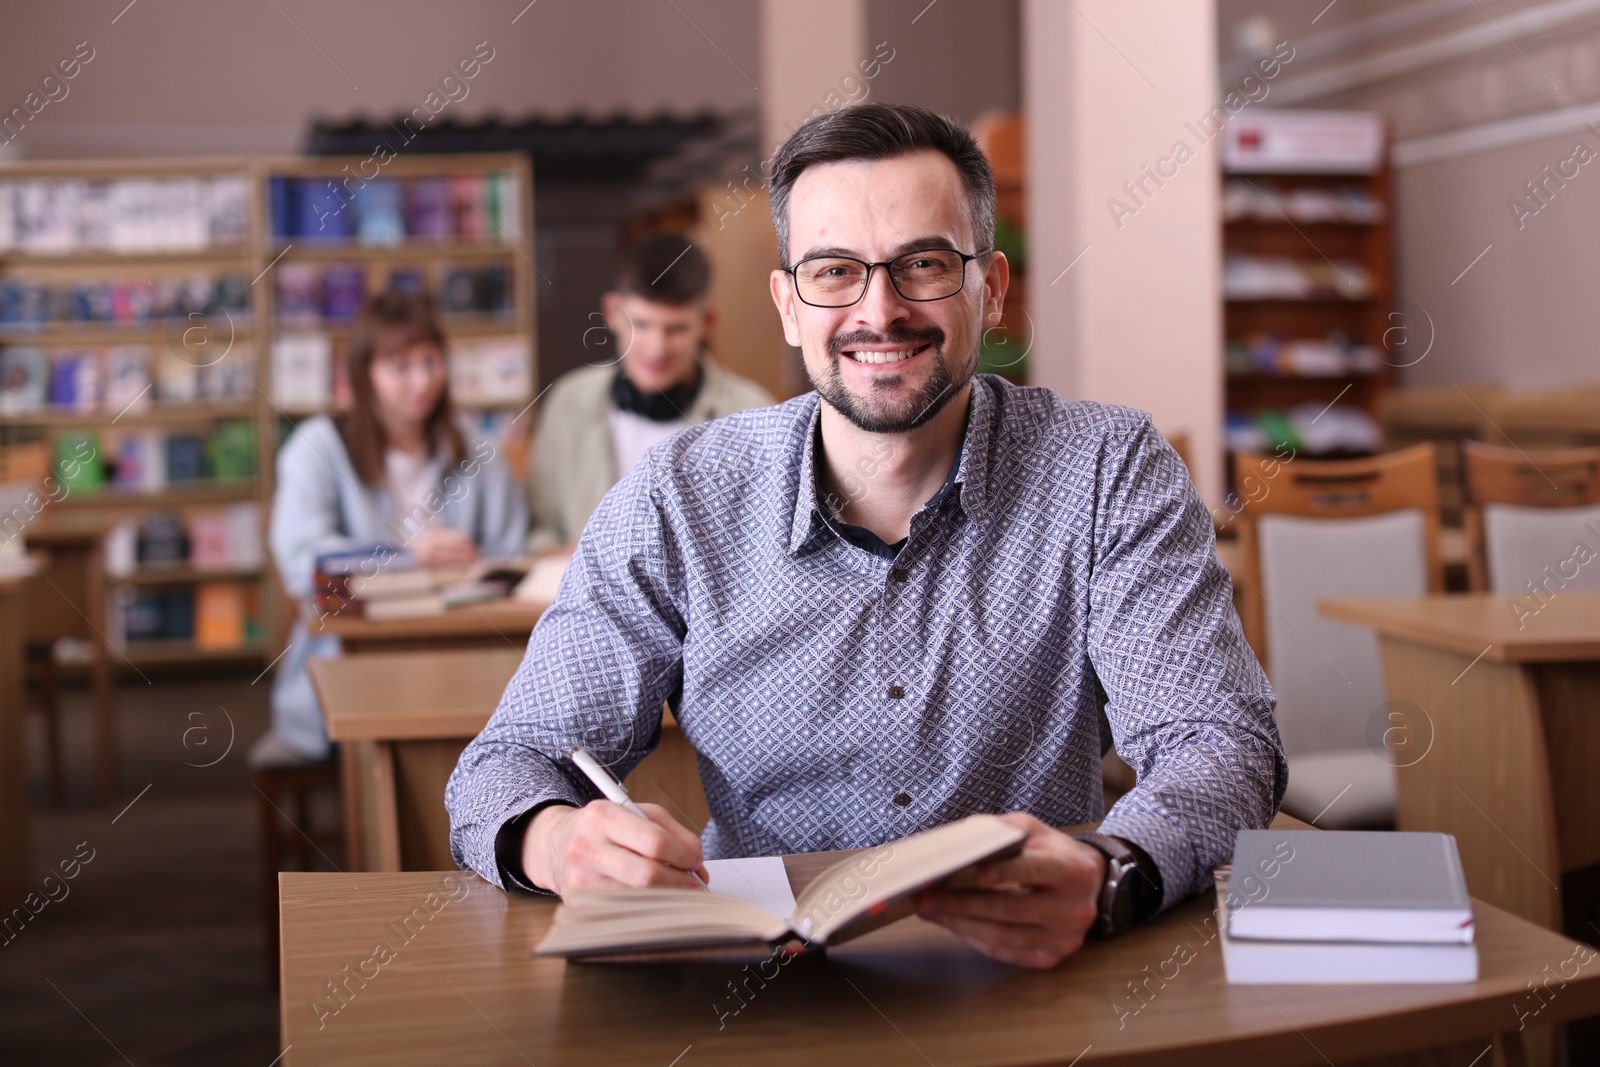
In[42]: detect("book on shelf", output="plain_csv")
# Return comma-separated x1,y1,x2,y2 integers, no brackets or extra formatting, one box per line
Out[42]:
48,351,101,412
104,347,153,413
450,335,531,406
533,814,1028,961
0,346,49,413
194,581,248,650
164,433,207,484
206,420,256,481
1221,109,1385,175
270,332,333,409
54,431,103,494
0,175,250,254
267,173,518,245
354,179,405,247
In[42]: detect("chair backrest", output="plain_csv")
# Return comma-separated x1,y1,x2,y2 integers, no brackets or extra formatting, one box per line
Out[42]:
1231,444,1443,659
1230,445,1440,757
1460,440,1600,591
1256,512,1429,754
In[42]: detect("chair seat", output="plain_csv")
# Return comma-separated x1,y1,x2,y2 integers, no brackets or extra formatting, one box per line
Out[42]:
1281,748,1395,830
247,730,335,772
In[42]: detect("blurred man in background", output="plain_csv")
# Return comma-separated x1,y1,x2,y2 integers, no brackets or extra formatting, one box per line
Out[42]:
524,233,773,552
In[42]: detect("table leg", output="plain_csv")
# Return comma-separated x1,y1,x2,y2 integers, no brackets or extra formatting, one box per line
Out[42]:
366,741,401,872
1377,638,1563,931
339,743,364,872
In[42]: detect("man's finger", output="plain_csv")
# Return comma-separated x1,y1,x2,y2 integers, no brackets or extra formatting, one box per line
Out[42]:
595,801,705,877
919,886,1075,928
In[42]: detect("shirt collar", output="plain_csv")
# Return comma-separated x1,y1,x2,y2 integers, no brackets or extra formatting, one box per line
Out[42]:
786,374,999,557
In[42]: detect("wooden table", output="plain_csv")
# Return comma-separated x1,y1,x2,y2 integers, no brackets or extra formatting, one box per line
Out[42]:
279,815,1600,1067
317,598,545,655
1321,591,1600,933
0,568,36,905
311,648,708,873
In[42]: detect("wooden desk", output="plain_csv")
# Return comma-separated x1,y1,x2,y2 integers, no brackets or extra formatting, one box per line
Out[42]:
279,821,1600,1066
317,598,545,655
0,569,35,905
1321,591,1600,932
312,649,708,873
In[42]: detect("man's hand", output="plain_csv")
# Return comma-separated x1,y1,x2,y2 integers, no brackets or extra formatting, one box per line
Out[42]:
521,800,709,895
915,813,1107,969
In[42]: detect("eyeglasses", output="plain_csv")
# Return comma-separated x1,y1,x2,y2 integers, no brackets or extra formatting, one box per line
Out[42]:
785,247,991,308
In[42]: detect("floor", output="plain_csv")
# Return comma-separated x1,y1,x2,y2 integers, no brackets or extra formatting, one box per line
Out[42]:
0,672,326,1065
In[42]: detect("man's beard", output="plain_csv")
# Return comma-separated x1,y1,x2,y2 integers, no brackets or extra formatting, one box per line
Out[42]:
810,325,974,434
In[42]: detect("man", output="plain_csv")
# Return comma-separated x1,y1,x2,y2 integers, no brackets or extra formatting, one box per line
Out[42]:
448,103,1285,969
523,233,773,553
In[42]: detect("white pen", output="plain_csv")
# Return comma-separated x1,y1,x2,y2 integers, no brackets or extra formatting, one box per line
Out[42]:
568,746,710,891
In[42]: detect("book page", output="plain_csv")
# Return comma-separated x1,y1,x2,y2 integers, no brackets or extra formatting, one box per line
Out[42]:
793,814,1027,944
704,857,797,917
533,888,790,958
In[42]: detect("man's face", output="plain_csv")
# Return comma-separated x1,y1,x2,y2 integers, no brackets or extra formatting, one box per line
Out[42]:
770,150,1007,434
603,292,715,395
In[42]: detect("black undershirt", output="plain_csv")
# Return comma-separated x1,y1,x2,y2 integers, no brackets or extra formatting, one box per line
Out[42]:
814,421,963,560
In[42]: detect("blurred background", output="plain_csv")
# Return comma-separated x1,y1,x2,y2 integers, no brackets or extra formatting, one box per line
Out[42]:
2,1,1598,1062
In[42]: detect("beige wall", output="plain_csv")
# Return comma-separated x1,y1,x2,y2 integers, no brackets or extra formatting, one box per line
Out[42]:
1023,0,1225,502
1216,0,1600,394
0,0,760,159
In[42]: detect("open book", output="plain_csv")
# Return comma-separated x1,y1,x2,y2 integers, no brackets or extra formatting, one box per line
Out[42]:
533,814,1027,960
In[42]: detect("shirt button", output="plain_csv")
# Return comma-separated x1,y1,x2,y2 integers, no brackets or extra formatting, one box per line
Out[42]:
892,792,912,807
889,568,909,583
887,684,905,700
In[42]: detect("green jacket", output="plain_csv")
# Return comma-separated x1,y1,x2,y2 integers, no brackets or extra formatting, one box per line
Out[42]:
525,356,774,552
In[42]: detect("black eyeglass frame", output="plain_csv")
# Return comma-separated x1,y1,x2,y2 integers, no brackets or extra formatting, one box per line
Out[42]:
783,247,994,308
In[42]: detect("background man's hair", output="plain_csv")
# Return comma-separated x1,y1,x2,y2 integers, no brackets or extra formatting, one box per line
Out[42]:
767,103,996,267
613,232,711,305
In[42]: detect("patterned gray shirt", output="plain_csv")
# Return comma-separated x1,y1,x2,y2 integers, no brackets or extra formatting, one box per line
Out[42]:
446,374,1285,911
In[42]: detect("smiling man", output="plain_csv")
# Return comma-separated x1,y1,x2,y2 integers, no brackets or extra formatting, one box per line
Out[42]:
447,103,1286,968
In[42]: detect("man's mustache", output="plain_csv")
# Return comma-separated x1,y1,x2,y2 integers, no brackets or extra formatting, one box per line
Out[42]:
828,325,945,356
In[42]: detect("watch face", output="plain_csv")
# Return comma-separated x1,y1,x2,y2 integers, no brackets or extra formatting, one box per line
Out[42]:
1108,858,1139,934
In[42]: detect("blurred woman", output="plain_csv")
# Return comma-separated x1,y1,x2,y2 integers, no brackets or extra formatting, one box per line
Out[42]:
268,291,527,758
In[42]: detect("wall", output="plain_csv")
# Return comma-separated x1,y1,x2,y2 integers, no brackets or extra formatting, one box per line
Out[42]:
0,0,760,159
1216,0,1600,393
1024,0,1225,502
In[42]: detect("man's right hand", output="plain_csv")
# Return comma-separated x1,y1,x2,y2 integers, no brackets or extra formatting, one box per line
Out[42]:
520,800,708,895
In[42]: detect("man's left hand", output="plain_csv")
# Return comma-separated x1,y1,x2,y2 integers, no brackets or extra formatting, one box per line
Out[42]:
914,813,1106,969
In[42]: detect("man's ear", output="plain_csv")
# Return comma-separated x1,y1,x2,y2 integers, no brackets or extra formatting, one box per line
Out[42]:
769,270,803,347
981,251,1011,325
601,291,628,339
699,303,719,341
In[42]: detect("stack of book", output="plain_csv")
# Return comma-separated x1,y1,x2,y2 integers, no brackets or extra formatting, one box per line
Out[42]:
313,548,529,622
1218,829,1478,983
0,272,251,330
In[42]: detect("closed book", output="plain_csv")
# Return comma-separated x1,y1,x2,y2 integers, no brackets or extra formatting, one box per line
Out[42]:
0,347,49,413
362,592,447,622
165,433,207,483
270,333,332,410
1216,872,1478,984
321,265,366,323
355,179,405,247
297,178,351,243
1227,830,1474,944
194,582,247,649
104,346,153,414
207,420,256,481
404,178,453,242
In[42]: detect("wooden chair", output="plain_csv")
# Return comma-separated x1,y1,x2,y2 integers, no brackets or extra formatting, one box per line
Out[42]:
1231,444,1442,830
251,730,342,987
1460,440,1600,593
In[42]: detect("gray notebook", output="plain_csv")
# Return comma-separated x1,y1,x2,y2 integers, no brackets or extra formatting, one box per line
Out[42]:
1226,830,1474,944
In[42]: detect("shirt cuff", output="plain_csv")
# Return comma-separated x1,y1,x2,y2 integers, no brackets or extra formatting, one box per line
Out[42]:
493,799,577,895
1097,798,1201,914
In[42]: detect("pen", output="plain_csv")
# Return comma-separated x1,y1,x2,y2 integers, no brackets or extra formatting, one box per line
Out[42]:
568,746,710,891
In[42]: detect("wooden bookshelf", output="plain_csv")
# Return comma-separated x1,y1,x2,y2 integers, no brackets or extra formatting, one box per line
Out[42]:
0,152,539,669
1221,120,1393,480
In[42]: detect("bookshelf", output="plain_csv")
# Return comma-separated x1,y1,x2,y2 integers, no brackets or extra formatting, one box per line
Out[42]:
1219,110,1392,481
0,153,538,670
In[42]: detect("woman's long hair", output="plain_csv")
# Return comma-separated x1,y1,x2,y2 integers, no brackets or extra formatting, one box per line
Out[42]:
336,291,465,487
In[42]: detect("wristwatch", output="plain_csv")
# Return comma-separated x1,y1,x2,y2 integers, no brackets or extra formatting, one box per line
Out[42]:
1074,832,1161,938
